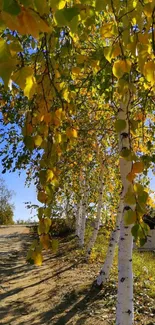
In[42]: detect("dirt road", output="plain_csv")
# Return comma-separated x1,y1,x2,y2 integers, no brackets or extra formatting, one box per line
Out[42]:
0,227,112,325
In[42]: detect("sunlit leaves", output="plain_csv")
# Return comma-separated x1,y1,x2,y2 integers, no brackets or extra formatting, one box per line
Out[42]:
143,61,155,86
113,60,131,79
55,7,79,31
1,7,51,38
0,39,17,87
12,67,36,99
100,23,115,38
66,127,78,138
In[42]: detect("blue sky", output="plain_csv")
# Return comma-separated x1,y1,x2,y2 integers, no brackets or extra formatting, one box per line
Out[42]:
0,166,39,222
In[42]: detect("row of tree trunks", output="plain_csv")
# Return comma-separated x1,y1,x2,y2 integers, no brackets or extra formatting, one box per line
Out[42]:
86,166,104,259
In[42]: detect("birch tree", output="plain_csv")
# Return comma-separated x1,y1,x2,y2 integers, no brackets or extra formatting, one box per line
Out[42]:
86,165,104,258
0,1,155,325
97,195,123,285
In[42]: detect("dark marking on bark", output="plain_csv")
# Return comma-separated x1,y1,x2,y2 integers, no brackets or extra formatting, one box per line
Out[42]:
100,270,105,275
124,206,131,211
127,309,132,315
120,277,126,282
121,132,128,138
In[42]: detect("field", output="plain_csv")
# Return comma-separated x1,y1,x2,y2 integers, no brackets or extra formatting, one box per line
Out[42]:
0,226,155,325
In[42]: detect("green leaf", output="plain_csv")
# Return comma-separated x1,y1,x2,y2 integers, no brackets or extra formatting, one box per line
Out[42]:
55,7,79,28
44,218,52,234
115,119,126,132
38,207,44,219
34,0,48,15
140,237,147,246
55,9,67,26
138,191,149,204
131,224,139,238
124,188,136,205
124,210,137,225
24,136,35,151
95,0,105,11
20,0,32,5
63,7,79,22
3,0,21,15
134,183,144,195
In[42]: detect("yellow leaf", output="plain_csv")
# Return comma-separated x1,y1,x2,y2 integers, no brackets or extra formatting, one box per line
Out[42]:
37,191,47,203
113,59,131,79
126,171,136,182
55,108,63,119
0,39,17,87
66,127,78,138
47,169,54,182
143,61,155,85
12,67,36,99
57,0,66,9
72,67,81,75
34,135,43,147
33,252,43,266
40,234,51,250
143,3,153,18
132,162,144,174
100,23,114,38
24,75,36,98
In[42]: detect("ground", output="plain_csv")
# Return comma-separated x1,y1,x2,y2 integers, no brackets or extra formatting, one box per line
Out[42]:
0,226,154,325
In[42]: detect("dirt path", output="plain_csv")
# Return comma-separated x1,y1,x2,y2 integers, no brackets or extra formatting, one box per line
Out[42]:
0,227,114,325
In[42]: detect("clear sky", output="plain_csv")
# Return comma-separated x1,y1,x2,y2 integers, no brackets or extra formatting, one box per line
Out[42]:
0,165,39,222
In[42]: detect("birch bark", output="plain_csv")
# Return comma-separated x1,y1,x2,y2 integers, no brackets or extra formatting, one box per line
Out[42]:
96,196,123,285
86,167,104,258
79,179,89,247
116,94,135,325
75,199,82,238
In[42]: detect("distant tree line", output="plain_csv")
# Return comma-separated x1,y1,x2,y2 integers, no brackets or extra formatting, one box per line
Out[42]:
0,178,14,225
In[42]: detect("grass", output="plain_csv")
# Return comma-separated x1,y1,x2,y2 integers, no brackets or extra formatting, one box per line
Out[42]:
63,229,155,324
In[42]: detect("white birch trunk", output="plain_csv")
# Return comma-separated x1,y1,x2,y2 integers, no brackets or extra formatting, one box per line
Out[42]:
75,199,82,238
79,180,88,248
96,196,123,285
86,168,104,258
116,96,135,325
